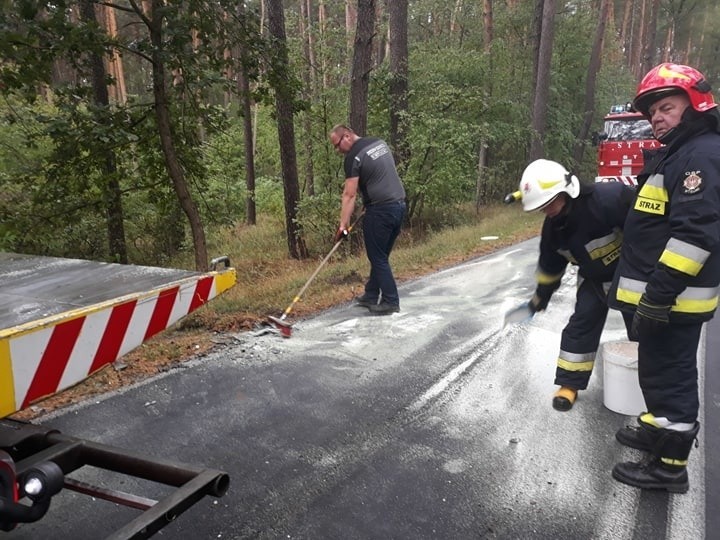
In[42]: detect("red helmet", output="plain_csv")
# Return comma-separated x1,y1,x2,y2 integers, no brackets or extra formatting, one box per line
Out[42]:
633,63,716,117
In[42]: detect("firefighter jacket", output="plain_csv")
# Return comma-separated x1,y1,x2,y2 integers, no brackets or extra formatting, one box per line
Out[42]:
608,129,720,323
534,182,635,304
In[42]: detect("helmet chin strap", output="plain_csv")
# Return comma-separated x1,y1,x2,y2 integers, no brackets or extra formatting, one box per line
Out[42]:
657,127,678,145
658,106,709,145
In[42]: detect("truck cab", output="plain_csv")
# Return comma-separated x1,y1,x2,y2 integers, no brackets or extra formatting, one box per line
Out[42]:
593,103,661,186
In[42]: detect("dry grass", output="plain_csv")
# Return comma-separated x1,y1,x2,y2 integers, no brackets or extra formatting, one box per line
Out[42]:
191,204,542,328
11,204,542,419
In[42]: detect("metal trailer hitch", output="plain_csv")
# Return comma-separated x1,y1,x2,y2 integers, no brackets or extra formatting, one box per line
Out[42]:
0,419,229,539
1,451,64,531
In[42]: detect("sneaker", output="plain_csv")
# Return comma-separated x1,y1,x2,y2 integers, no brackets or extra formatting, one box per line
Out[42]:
369,301,400,315
355,295,379,308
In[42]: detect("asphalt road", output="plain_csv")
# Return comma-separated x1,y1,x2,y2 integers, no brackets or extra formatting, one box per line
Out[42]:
8,238,718,539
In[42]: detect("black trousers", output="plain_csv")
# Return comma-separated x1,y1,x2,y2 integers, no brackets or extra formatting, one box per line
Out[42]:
554,278,609,390
638,321,702,423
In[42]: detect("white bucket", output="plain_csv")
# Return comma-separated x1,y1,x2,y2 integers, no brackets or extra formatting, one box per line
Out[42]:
601,340,647,416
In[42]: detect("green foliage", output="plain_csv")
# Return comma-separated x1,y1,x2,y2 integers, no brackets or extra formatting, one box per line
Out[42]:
2,0,719,265
199,125,248,225
253,175,286,221
295,190,342,254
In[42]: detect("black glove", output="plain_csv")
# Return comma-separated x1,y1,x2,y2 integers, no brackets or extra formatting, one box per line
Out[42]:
631,294,671,338
333,227,349,243
529,282,558,313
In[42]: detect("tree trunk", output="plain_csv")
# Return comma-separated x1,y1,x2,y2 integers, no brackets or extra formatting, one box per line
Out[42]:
388,0,409,172
631,0,647,78
475,141,488,213
241,74,257,225
349,0,376,135
319,0,328,90
79,0,128,264
529,0,556,161
476,0,493,212
640,0,659,74
266,0,308,259
572,0,609,168
374,0,386,67
147,0,208,271
346,0,357,57
450,0,463,35
662,20,675,61
300,0,315,196
236,1,257,229
620,0,633,67
532,0,545,94
100,4,127,104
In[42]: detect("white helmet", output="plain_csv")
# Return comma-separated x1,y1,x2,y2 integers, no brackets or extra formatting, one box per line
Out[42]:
519,159,580,212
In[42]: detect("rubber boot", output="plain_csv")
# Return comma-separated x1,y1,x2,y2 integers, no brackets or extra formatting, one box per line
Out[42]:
615,413,664,451
612,422,699,494
552,386,577,411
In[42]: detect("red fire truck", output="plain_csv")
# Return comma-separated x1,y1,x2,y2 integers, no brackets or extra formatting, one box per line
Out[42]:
593,103,661,186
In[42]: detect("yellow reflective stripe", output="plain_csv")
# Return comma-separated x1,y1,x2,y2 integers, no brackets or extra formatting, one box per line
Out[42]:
617,278,719,313
659,238,709,277
674,295,718,313
0,338,15,417
641,173,668,198
640,412,661,427
557,358,594,372
616,287,642,306
660,249,703,276
661,457,688,467
536,270,563,285
637,183,668,202
586,232,623,261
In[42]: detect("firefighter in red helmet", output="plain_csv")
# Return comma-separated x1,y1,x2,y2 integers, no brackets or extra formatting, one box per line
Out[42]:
608,63,720,493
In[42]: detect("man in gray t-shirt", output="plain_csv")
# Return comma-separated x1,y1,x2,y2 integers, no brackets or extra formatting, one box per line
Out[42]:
329,125,406,315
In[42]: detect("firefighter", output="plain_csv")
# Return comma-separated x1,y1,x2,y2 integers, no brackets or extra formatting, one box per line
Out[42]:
518,159,635,411
608,63,720,493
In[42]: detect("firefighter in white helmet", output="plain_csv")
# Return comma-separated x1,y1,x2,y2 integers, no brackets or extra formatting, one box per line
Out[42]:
517,159,635,411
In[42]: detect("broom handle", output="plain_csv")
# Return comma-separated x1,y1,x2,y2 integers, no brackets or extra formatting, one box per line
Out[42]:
280,214,363,319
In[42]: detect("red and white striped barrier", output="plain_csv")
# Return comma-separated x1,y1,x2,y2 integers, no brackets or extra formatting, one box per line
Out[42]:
0,269,236,417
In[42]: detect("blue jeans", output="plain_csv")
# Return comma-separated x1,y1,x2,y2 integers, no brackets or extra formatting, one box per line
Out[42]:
363,201,405,306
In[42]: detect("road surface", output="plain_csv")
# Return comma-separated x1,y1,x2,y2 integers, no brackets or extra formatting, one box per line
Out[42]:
9,238,718,539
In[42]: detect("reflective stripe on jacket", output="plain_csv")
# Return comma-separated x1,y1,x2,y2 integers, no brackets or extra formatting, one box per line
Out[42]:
608,131,720,322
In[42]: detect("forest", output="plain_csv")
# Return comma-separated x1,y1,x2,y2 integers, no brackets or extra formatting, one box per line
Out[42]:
1,0,719,270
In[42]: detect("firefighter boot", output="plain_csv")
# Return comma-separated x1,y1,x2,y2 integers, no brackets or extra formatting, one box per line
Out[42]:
612,422,699,494
552,386,577,411
615,413,664,452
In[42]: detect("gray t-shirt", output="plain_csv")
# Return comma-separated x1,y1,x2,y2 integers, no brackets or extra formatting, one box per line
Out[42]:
344,137,406,205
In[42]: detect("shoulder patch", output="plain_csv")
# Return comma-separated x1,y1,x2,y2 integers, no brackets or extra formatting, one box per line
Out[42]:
682,171,703,194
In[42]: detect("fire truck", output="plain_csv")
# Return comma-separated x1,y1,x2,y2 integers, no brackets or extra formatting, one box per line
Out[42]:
0,253,236,538
593,103,661,186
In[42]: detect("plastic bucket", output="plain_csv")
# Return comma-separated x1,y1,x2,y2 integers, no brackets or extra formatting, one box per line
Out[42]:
601,340,647,415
